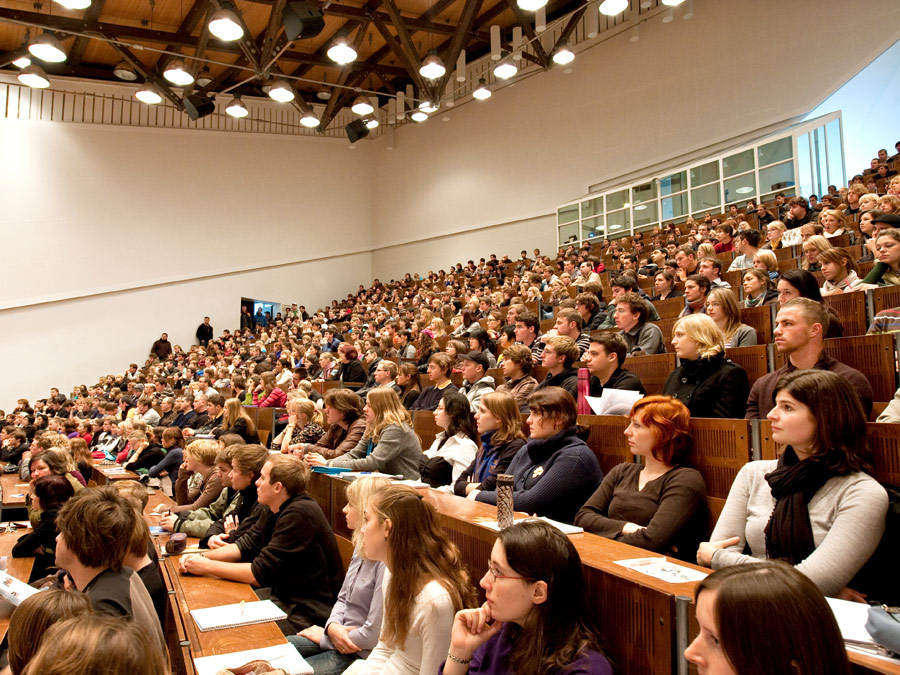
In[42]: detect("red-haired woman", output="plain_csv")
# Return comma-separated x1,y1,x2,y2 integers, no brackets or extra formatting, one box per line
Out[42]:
574,395,707,562
337,343,366,391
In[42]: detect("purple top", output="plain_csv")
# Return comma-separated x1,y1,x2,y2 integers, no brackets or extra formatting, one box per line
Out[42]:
439,627,612,675
321,551,385,658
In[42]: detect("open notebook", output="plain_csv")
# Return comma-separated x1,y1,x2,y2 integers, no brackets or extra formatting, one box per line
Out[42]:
193,643,313,675
190,600,286,631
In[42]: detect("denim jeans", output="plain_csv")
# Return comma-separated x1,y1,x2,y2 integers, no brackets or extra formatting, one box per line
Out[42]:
287,635,361,675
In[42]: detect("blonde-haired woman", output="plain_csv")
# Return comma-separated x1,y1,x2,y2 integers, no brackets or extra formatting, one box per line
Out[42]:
170,439,223,513
307,389,422,480
801,235,832,272
663,314,749,418
704,288,756,348
819,209,849,238
215,398,258,443
289,476,392,673
279,398,325,454
752,249,779,281
429,318,448,338
762,220,786,250
358,485,476,674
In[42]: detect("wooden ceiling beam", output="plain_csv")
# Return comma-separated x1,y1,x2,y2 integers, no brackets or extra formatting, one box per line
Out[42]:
550,4,585,52
317,22,370,129
68,0,108,66
106,40,185,110
325,3,491,41
0,46,30,69
258,0,287,69
429,0,482,103
0,7,408,77
378,0,428,94
505,0,550,68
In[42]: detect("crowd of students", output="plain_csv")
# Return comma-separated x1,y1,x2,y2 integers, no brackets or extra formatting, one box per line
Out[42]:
0,147,897,674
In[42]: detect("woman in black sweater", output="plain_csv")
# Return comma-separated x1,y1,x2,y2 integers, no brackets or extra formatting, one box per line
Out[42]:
663,314,749,419
337,344,366,390
13,475,75,581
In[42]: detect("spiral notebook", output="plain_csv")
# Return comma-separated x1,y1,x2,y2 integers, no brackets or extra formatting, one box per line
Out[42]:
190,600,287,631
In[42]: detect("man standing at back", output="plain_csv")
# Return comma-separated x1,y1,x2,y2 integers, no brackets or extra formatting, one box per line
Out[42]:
745,298,873,419
196,317,213,347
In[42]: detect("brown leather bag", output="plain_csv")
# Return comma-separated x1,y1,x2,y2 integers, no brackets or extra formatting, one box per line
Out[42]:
215,660,288,675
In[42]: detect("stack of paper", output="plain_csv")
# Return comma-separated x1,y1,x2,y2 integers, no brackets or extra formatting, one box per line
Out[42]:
193,643,313,675
190,600,286,631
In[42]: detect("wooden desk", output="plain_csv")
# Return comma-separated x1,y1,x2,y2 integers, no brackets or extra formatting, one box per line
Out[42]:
0,474,29,507
92,463,139,485
0,525,36,639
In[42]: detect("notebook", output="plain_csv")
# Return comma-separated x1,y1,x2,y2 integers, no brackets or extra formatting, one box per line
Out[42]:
193,643,313,675
190,600,287,631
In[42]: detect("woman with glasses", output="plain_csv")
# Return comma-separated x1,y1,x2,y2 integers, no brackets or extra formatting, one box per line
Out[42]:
442,520,611,675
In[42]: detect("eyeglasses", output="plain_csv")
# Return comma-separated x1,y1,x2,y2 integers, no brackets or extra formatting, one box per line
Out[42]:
486,562,533,583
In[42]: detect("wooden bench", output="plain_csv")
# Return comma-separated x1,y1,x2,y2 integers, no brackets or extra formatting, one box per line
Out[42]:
725,344,770,388
623,352,677,396
740,304,775,344
824,290,868,336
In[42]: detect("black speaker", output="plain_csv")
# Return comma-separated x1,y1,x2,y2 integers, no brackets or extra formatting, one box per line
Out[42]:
345,119,369,143
184,93,215,120
282,1,325,41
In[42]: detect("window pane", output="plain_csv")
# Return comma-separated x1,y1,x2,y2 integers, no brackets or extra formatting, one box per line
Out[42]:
759,160,795,195
606,189,628,211
632,181,657,205
581,215,604,241
581,196,603,218
633,201,658,230
557,204,578,225
607,209,630,236
798,132,813,197
691,183,721,213
690,161,719,187
662,193,689,220
758,137,792,167
558,222,579,245
825,118,845,190
660,171,687,196
724,173,756,205
723,149,754,178
814,126,827,197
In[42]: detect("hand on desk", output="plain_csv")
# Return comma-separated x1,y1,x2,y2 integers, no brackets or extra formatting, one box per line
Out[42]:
304,453,327,467
159,514,178,531
465,490,481,500
449,604,503,664
180,554,211,575
696,536,740,567
325,623,360,654
621,522,646,535
207,533,230,549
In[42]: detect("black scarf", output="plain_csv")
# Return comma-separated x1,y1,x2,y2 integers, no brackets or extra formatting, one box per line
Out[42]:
763,447,836,564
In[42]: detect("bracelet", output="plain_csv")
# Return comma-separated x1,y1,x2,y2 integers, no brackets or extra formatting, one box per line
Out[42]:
446,652,471,665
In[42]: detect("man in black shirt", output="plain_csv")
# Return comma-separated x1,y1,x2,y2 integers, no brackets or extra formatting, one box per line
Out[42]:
581,334,645,400
180,455,343,631
196,317,214,346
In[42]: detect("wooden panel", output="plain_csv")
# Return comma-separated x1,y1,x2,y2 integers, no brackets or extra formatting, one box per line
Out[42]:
725,345,769,388
578,414,633,475
0,528,35,638
255,407,276,435
624,352,676,396
685,419,752,500
412,409,442,451
871,285,900,315
652,296,685,320
0,473,27,507
824,290,867,336
655,317,679,354
758,419,778,461
866,422,900,486
740,305,774,344
722,269,742,290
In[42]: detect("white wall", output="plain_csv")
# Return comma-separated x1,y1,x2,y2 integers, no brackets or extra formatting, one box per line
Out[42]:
368,0,900,273
0,120,375,408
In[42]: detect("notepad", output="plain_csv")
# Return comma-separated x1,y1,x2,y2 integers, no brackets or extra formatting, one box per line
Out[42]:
193,643,313,675
190,600,286,631
474,516,585,535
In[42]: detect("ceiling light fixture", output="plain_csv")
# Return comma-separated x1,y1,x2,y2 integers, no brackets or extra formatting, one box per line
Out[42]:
300,112,320,128
317,89,331,100
17,64,50,88
28,34,67,63
598,0,628,16
351,96,374,115
163,59,194,86
662,9,674,22
419,100,439,113
54,0,91,9
268,79,295,102
410,110,428,122
552,42,575,65
208,4,244,41
12,55,32,69
135,84,163,104
419,51,446,80
196,67,213,88
113,61,138,81
225,96,249,118
661,0,685,5
365,118,379,129
517,0,547,10
472,78,491,100
327,33,357,65
493,57,517,80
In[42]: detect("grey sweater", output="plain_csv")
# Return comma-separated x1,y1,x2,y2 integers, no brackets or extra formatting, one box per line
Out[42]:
329,423,422,480
709,460,888,596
